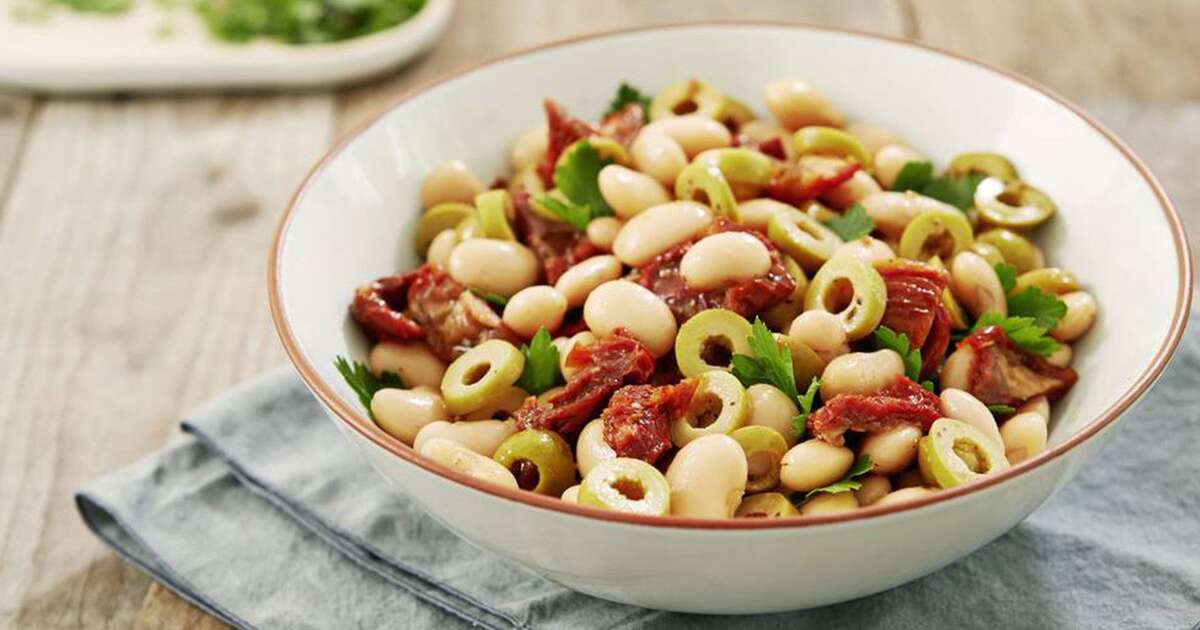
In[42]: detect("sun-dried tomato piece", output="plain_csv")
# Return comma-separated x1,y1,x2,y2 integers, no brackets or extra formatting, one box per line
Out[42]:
537,99,597,187
877,260,953,378
958,326,1078,406
765,155,860,206
808,376,941,446
350,273,424,342
602,380,698,464
511,190,600,284
513,330,655,436
629,217,795,323
597,102,645,148
734,134,787,160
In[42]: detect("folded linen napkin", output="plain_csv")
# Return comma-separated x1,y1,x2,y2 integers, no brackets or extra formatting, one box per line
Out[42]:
77,320,1200,629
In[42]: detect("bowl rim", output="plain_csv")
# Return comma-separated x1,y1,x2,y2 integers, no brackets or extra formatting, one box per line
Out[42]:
268,20,1194,530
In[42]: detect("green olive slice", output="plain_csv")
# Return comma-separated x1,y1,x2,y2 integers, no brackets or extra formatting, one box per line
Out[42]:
766,209,844,272
649,78,725,121
734,492,800,518
974,177,1056,229
674,309,754,378
792,126,872,168
455,215,483,240
1013,267,1080,296
948,152,1019,182
928,255,969,330
731,426,789,493
917,418,1011,488
440,340,526,415
761,255,809,330
675,162,739,220
694,148,774,187
976,228,1045,273
971,242,1005,266
670,371,749,447
493,429,576,496
717,95,757,131
474,190,516,241
898,206,974,261
578,458,671,515
803,253,887,341
415,202,475,255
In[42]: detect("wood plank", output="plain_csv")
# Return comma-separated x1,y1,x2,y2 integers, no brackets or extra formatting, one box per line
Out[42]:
335,0,908,134
0,93,334,629
134,584,230,630
0,93,35,206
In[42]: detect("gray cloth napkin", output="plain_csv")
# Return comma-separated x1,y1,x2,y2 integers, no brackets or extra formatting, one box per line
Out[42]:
77,322,1200,630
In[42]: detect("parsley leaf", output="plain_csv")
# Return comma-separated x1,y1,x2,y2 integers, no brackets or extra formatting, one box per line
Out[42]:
790,377,821,440
1006,286,1068,331
470,288,509,307
515,327,563,395
334,356,404,416
605,82,652,122
555,140,615,218
994,262,1018,294
806,454,873,498
891,161,934,192
969,312,1061,357
730,318,800,402
874,326,923,381
922,171,986,210
822,203,875,241
988,404,1017,416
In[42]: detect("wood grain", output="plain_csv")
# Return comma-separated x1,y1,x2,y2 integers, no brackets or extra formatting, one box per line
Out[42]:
0,94,34,206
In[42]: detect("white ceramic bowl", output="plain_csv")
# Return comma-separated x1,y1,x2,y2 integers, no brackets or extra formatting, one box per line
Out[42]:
269,23,1191,614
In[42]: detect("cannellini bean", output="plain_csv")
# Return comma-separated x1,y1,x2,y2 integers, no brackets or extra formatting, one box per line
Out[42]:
854,474,892,506
502,285,567,338
875,486,936,506
631,130,689,186
764,80,844,130
736,198,795,231
418,437,518,489
860,191,955,240
939,345,974,391
420,161,483,209
680,232,772,290
577,418,617,478
643,115,733,157
800,492,858,516
586,216,622,252
613,201,713,266
823,170,883,210
939,388,1003,448
740,120,794,156
447,238,539,297
819,350,905,401
1051,291,1096,342
371,388,449,445
510,123,548,171
845,122,906,156
1046,344,1073,367
665,434,748,519
426,229,459,268
1000,412,1048,464
859,425,922,475
413,419,517,457
561,484,581,503
556,331,597,379
780,439,855,492
833,236,895,266
597,164,671,220
369,342,447,390
747,384,801,448
1018,395,1050,420
554,255,623,308
873,145,927,189
583,280,678,357
788,311,849,364
951,251,1008,318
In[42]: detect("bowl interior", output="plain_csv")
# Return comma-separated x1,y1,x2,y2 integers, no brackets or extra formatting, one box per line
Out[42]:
275,24,1186,491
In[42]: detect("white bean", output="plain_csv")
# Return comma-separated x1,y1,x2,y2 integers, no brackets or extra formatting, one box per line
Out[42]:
1018,395,1050,421
502,285,567,338
1000,412,1048,464
598,164,672,219
417,437,518,489
369,342,447,390
612,201,713,266
413,419,517,457
561,484,581,503
1050,291,1096,342
447,238,539,297
800,492,858,516
585,216,622,252
556,331,597,379
845,122,906,157
939,388,1003,448
632,130,689,186
426,228,459,268
788,310,849,364
859,191,955,240
951,251,1008,318
643,115,733,157
1046,344,1073,368
764,80,844,130
371,388,449,445
665,434,748,519
858,425,922,475
510,123,548,171
554,255,623,308
939,345,974,392
576,418,617,478
875,486,936,506
420,160,483,209
680,232,771,290
819,350,905,401
747,384,801,448
873,145,927,189
583,280,678,357
854,474,892,506
739,120,793,157
736,198,796,231
832,236,895,267
780,439,855,492
822,170,883,210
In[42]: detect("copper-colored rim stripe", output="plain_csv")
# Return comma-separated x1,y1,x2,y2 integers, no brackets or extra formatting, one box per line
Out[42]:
268,21,1194,530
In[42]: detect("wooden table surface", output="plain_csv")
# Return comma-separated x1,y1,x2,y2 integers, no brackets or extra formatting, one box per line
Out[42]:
1,1,1196,628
